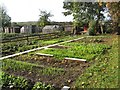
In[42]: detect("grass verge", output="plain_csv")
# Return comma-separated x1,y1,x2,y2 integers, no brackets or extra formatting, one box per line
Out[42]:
74,35,118,88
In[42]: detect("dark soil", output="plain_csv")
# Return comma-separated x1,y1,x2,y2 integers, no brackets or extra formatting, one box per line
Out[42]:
2,36,112,89
49,45,70,49
4,55,90,88
2,51,15,57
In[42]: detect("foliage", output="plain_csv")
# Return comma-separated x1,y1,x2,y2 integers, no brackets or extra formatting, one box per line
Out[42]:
0,33,20,39
75,35,118,88
2,59,34,71
0,5,11,30
104,20,113,33
32,82,54,90
1,72,30,89
1,33,83,56
38,38,110,60
63,1,106,29
106,2,120,34
14,21,37,26
2,59,64,76
38,10,53,27
39,67,64,75
88,20,96,35
0,35,118,88
1,40,38,56
0,62,2,88
1,72,54,90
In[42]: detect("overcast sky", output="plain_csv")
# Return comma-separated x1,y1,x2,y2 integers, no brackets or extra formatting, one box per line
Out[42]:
1,0,73,22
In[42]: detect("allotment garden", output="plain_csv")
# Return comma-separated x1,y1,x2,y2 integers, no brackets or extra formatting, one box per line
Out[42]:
0,33,119,89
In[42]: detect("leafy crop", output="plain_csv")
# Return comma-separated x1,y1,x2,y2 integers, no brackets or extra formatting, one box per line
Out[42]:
1,72,54,90
1,34,83,56
0,35,117,88
1,72,30,90
2,59,34,71
32,82,54,90
2,59,64,76
39,67,64,75
37,42,110,61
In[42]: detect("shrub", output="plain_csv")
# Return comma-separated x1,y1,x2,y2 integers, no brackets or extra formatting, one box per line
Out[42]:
88,20,96,35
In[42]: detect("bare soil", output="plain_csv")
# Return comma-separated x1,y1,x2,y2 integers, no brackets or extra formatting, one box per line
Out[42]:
3,36,112,89
4,55,90,88
48,45,70,49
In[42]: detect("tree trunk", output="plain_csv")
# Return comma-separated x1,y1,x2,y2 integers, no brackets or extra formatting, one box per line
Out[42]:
100,24,104,34
96,6,101,34
116,22,120,35
2,27,5,33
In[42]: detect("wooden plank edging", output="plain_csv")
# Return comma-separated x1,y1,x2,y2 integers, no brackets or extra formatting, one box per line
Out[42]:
36,53,53,57
64,57,86,62
61,86,70,90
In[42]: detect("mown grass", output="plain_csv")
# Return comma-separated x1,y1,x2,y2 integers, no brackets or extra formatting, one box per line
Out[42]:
74,35,119,88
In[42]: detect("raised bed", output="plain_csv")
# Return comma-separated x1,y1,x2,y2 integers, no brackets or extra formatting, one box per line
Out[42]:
2,54,90,88
1,35,112,89
1,35,83,57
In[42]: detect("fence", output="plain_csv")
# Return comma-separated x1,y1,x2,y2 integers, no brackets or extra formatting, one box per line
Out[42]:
1,32,71,43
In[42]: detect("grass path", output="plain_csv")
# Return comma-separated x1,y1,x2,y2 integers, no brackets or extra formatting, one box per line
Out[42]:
74,35,119,88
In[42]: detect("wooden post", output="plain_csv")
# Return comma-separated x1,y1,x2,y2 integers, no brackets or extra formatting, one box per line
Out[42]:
27,35,29,45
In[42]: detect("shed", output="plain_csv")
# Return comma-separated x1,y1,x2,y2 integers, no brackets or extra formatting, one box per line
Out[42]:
4,27,11,33
31,25,42,33
20,25,42,34
42,25,61,34
64,25,73,32
20,25,32,34
11,26,21,33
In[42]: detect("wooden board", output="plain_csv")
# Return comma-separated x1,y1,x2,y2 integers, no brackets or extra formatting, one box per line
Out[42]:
36,53,53,57
64,57,86,62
